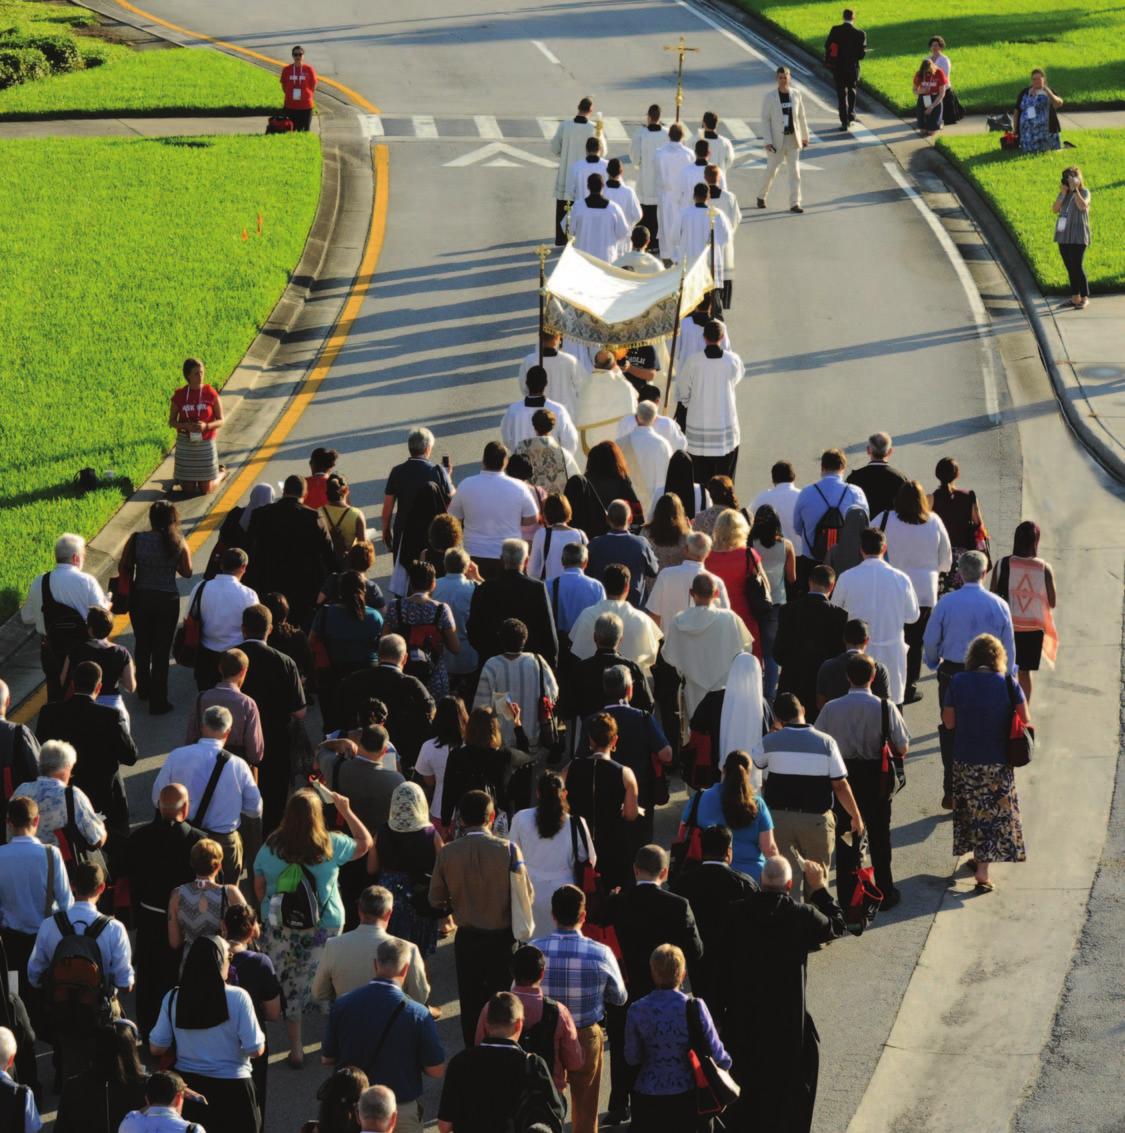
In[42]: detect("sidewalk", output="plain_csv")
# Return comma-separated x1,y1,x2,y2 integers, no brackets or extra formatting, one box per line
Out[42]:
0,114,294,138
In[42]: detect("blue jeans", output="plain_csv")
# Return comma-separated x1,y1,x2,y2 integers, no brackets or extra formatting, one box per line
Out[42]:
759,604,781,703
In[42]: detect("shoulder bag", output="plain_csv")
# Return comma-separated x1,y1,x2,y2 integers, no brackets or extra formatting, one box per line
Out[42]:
742,545,772,621
670,789,704,879
172,581,207,667
109,532,136,615
686,995,740,1114
1005,675,1034,768
879,698,906,798
536,654,562,758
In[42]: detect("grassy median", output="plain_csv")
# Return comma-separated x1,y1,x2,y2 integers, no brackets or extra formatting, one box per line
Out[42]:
734,0,1125,113
0,133,321,618
938,130,1124,293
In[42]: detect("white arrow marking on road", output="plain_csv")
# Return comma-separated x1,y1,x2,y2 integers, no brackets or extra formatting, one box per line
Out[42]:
474,115,502,138
484,158,520,167
444,142,558,168
413,115,438,138
726,118,754,140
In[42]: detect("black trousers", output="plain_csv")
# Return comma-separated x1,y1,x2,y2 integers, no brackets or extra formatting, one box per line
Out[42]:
288,107,313,131
193,646,222,692
39,639,66,702
130,590,180,709
835,761,893,907
1059,242,1089,297
689,448,738,484
631,1089,704,1132
606,1001,637,1112
555,199,571,246
453,926,515,1047
641,202,659,249
833,65,859,125
903,606,932,696
721,278,733,310
937,660,965,797
134,906,181,1038
180,1073,260,1133
653,649,683,759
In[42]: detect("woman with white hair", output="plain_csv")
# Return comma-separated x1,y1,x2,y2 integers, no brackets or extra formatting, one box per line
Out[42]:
12,739,106,857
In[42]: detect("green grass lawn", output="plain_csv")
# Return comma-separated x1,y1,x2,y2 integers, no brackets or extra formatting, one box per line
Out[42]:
938,130,1124,293
0,44,281,117
734,1,1125,112
0,133,321,618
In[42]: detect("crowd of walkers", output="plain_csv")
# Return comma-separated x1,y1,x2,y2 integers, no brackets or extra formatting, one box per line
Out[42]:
0,398,1060,1133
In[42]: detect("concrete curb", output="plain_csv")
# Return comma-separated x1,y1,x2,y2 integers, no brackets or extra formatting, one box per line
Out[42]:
0,10,376,711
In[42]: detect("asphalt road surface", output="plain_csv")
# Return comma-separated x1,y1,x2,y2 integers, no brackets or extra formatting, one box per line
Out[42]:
35,1,1124,1131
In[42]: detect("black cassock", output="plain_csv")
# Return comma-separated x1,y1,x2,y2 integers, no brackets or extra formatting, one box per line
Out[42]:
725,888,845,1133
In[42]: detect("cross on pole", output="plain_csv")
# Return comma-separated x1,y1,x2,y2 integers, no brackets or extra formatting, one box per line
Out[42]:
663,35,700,123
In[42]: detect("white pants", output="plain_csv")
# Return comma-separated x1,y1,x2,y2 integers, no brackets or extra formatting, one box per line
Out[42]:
758,134,802,206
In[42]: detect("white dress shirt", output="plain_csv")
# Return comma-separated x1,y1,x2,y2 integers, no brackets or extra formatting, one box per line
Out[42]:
188,573,259,653
644,560,730,626
21,563,108,634
448,471,540,559
751,482,802,546
152,738,263,833
568,598,663,673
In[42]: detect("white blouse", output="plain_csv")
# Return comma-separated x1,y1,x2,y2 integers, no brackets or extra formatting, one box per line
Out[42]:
875,512,953,608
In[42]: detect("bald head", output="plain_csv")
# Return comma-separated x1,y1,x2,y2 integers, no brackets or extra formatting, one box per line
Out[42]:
158,784,190,821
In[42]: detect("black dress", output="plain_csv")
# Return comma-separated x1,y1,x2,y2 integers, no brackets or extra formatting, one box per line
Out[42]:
440,742,531,830
565,755,631,889
376,825,441,956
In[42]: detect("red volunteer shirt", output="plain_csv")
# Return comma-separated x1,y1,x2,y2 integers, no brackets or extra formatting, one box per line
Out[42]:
281,63,318,110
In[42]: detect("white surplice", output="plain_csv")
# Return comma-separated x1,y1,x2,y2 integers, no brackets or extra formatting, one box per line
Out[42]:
676,160,725,211
677,347,744,456
551,116,604,199
500,396,580,457
518,347,587,422
567,198,630,263
630,123,669,205
618,424,674,520
603,181,643,258
701,129,737,173
654,140,695,258
708,186,740,277
567,155,609,205
671,203,733,285
612,249,665,275
830,557,921,704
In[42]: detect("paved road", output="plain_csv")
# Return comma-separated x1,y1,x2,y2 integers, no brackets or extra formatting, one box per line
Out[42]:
33,1,1123,1130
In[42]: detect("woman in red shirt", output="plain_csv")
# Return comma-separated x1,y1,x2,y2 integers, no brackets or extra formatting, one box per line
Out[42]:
704,507,764,659
281,46,317,132
169,356,225,496
913,58,948,136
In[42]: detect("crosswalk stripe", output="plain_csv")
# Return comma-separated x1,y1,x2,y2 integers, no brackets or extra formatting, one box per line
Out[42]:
538,117,560,139
602,116,629,142
474,115,502,139
361,114,384,138
413,115,438,138
726,117,754,140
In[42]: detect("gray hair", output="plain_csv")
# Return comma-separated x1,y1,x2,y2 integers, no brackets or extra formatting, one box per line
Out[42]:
561,541,588,567
761,855,792,890
635,400,658,425
379,634,407,662
0,1027,16,1066
358,1085,397,1126
54,533,85,563
607,500,630,528
603,664,633,699
501,538,529,570
593,612,624,649
359,885,393,920
375,936,411,974
868,431,892,458
202,705,233,736
39,740,77,777
407,427,435,457
444,547,469,574
959,550,988,583
684,532,711,560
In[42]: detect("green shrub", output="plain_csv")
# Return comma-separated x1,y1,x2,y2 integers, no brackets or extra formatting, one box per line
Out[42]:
77,40,116,69
0,31,82,73
0,46,47,89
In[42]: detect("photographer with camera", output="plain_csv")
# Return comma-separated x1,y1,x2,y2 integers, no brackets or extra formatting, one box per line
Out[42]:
1052,166,1092,310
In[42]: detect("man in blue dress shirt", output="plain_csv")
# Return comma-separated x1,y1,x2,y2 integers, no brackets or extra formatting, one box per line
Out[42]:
791,449,869,590
0,1026,41,1133
118,1071,205,1133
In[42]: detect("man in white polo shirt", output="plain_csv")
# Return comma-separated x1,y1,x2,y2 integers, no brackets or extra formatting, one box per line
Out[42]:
186,546,258,690
750,460,801,546
448,441,540,580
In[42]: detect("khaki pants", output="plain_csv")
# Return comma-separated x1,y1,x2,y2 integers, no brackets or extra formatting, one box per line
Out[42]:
758,133,802,207
570,1022,605,1133
394,1100,424,1133
772,808,835,901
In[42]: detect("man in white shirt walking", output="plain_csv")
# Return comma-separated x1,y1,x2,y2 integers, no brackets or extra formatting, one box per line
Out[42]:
603,158,643,259
566,136,610,206
751,460,802,545
567,174,630,262
654,123,694,260
187,547,258,690
616,399,686,453
501,366,579,456
757,66,811,213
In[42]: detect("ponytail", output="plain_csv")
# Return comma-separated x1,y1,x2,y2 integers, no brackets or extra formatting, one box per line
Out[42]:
719,751,758,829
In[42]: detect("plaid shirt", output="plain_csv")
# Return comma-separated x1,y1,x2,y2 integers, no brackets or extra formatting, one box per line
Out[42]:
531,929,627,1029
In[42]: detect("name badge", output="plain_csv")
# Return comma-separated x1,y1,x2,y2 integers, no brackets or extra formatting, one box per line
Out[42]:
292,86,303,99
1024,108,1036,121
1056,217,1068,233
189,431,202,443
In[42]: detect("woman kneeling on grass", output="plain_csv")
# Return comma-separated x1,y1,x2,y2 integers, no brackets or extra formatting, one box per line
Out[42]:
170,356,227,495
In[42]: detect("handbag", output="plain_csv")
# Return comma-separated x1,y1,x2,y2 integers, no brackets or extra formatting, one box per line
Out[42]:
536,654,562,757
670,789,704,879
508,842,536,942
879,698,906,798
1000,130,1019,150
108,532,136,615
172,581,207,667
650,749,670,807
742,546,772,621
1005,675,1034,768
686,995,740,1114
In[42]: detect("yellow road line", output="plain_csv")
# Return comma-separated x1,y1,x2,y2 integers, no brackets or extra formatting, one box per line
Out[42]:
112,0,380,114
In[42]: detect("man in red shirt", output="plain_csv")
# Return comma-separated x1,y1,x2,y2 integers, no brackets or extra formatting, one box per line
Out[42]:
280,46,317,131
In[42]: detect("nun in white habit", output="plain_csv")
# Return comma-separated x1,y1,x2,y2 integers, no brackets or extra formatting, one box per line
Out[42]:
718,652,766,789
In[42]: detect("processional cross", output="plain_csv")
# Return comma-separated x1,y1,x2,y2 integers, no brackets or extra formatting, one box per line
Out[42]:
663,35,700,122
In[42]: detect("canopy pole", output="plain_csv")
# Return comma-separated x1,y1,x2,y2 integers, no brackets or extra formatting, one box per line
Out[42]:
663,261,689,410
535,244,551,366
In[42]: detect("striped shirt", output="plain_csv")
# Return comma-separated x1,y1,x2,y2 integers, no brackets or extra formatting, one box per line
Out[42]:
531,928,627,1029
752,724,847,814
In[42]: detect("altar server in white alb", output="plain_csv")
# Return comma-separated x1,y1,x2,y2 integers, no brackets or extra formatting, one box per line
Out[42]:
503,365,580,456
677,138,724,211
704,165,740,309
566,135,610,207
551,96,605,244
618,400,675,520
676,318,743,481
830,526,921,706
603,158,642,258
699,110,736,173
654,123,694,260
629,104,669,252
616,400,686,453
757,65,810,214
518,330,586,422
614,225,664,275
577,350,639,450
567,173,630,263
671,184,734,295
676,303,730,385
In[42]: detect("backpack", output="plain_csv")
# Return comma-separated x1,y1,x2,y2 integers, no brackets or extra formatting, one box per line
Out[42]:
502,1049,564,1133
266,115,295,134
40,571,88,655
811,484,849,562
276,862,324,930
396,599,443,685
518,997,560,1070
43,912,113,1034
321,507,352,566
518,437,569,494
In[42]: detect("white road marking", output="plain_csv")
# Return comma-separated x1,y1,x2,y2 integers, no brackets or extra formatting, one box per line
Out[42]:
444,142,558,168
725,117,754,140
602,116,630,142
359,114,383,138
737,158,825,171
473,115,502,138
413,115,438,138
883,161,1000,425
538,116,561,139
532,39,561,65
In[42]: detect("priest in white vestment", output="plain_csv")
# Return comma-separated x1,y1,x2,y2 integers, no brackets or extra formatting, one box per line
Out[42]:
616,405,686,452
671,186,734,287
551,96,605,244
705,165,740,307
567,174,630,263
566,137,609,205
576,350,639,451
676,140,725,211
629,104,669,251
654,124,694,260
700,111,737,173
603,159,642,260
617,400,674,520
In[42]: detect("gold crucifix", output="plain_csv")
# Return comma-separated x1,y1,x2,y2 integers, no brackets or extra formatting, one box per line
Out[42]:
663,35,700,122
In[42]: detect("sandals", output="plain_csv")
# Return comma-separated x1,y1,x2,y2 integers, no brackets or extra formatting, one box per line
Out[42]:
974,879,995,893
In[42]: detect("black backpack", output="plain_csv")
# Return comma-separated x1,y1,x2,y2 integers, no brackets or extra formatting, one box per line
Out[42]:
397,599,443,686
43,913,113,1034
811,484,849,562
518,997,560,1071
277,862,324,930
504,1049,564,1133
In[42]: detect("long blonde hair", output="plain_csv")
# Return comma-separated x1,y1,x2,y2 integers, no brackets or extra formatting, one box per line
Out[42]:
711,508,749,552
266,789,333,864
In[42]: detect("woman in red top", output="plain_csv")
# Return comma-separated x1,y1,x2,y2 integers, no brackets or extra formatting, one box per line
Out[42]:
913,58,948,136
281,46,317,132
704,507,763,659
303,446,339,510
169,356,225,496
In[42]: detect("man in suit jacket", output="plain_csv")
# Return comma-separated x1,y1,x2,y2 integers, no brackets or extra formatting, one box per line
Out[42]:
774,564,848,722
312,884,430,1006
605,844,703,1120
757,66,810,213
846,431,909,521
468,539,558,670
0,679,41,844
247,473,336,627
671,825,758,1030
429,791,532,1046
825,7,867,129
35,660,136,859
336,635,436,772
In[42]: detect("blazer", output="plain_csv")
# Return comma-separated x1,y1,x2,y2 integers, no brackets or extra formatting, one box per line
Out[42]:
468,571,559,670
846,462,909,525
570,650,653,720
774,595,848,721
825,21,866,69
760,86,810,149
609,882,703,999
312,922,430,1005
429,830,529,932
36,696,137,833
247,496,336,615
335,664,435,767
